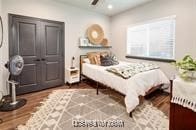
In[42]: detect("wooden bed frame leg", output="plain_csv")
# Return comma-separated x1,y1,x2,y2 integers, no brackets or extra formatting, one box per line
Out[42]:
96,82,99,95
129,112,133,118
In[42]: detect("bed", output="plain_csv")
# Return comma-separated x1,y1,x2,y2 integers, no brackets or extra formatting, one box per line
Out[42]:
80,55,169,116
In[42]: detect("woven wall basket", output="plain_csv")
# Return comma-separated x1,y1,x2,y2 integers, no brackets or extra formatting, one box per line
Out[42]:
87,24,104,45
101,38,109,46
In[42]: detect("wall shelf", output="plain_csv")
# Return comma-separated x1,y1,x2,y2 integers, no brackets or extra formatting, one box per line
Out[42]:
79,46,112,49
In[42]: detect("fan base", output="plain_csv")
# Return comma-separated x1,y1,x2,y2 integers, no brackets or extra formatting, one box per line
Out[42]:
0,99,27,111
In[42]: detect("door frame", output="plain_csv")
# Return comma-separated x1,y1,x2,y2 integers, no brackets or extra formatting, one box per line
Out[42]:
9,14,65,94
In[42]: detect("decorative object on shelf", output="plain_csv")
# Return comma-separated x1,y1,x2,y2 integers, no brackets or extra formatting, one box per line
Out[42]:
101,38,108,46
79,24,110,48
71,56,75,69
173,55,196,81
87,24,104,45
79,38,89,46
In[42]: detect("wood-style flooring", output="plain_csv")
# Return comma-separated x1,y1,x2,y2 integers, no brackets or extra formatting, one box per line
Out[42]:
0,81,170,130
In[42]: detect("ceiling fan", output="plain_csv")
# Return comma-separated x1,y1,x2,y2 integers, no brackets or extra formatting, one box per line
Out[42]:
91,0,99,5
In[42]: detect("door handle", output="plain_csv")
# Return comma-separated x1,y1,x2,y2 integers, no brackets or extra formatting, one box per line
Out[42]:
41,58,46,61
34,59,41,61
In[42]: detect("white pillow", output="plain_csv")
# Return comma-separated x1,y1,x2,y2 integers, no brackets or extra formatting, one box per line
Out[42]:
83,58,90,64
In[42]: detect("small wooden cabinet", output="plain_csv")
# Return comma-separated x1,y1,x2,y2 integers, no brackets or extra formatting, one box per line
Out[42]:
65,68,80,86
170,80,196,130
170,103,196,130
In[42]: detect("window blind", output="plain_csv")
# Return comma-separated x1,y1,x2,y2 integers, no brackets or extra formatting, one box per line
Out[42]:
127,17,175,60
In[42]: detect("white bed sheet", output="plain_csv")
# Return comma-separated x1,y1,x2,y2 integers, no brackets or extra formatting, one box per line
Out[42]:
82,61,169,113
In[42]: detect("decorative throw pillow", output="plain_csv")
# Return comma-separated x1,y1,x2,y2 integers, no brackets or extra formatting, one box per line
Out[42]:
87,52,101,65
100,52,119,66
95,54,101,65
100,51,109,57
88,56,96,64
83,58,90,64
109,53,119,65
100,55,113,66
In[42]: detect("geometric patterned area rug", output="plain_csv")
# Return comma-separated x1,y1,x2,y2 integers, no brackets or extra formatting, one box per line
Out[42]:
17,89,169,130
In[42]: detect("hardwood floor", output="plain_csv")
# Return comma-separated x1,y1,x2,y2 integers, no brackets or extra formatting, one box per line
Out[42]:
0,81,170,130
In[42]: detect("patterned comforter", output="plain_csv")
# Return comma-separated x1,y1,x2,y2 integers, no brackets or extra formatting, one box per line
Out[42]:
106,63,160,79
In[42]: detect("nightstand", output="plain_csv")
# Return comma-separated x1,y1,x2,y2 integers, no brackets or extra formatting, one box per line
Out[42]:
65,68,80,87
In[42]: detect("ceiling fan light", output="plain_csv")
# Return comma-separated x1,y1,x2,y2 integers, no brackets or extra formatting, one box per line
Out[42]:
107,4,113,9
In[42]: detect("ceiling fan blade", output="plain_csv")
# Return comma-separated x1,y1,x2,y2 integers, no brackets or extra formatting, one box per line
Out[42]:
91,0,99,5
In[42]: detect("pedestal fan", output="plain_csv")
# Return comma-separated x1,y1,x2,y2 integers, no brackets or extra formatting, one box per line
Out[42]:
0,55,27,111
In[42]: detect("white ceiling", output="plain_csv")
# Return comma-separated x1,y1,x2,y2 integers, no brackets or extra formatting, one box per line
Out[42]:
55,0,153,16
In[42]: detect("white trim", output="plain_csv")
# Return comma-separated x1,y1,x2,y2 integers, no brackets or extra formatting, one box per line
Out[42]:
127,15,176,28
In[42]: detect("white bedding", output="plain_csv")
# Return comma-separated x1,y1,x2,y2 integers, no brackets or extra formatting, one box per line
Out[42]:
82,61,169,113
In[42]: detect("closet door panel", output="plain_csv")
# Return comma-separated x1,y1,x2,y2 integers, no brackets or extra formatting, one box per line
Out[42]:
9,14,65,94
9,15,42,95
41,21,64,88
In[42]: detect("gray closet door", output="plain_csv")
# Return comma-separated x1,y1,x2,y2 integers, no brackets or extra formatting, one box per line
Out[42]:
9,15,42,94
9,14,65,95
41,21,64,89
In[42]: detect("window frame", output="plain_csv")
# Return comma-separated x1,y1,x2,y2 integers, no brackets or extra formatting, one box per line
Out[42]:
126,16,176,62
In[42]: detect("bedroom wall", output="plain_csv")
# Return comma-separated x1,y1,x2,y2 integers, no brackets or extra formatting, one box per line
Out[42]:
111,0,196,78
0,0,111,95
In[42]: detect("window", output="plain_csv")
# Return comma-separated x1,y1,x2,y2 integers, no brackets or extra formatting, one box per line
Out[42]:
127,16,175,61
